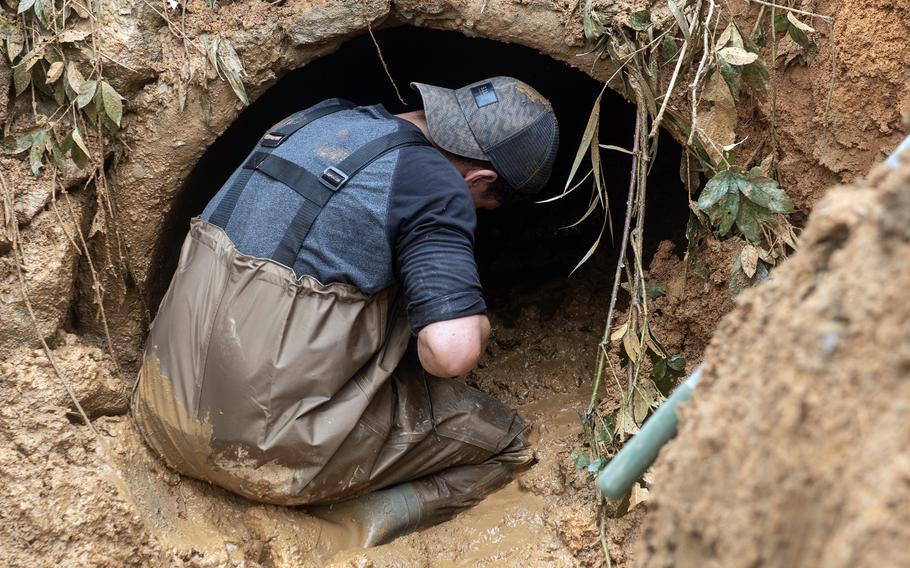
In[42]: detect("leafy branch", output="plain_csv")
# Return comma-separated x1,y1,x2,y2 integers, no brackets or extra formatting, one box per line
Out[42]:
561,1,827,532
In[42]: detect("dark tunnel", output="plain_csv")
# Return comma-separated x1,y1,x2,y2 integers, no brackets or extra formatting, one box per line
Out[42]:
147,25,689,316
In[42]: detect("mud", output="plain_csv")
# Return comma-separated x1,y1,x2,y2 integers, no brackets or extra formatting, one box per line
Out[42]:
0,272,648,567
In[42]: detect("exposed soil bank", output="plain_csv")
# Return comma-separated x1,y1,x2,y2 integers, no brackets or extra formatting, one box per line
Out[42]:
640,161,910,566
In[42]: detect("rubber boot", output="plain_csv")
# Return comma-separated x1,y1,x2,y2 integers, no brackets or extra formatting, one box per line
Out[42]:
311,483,424,548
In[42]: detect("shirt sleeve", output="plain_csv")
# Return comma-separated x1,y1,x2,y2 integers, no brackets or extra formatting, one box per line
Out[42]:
388,143,487,332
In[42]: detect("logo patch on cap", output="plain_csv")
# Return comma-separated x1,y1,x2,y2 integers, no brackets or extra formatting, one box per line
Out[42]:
471,82,498,108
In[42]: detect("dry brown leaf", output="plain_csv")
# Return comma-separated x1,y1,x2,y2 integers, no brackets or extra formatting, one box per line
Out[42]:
787,12,816,33
698,72,737,163
718,46,759,66
741,244,759,278
45,61,64,84
610,321,629,342
629,481,650,511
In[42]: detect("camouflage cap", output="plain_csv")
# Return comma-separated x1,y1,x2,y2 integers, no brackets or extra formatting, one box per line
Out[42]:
411,76,560,197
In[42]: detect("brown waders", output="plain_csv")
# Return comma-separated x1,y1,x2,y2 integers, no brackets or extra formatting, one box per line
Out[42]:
132,219,533,535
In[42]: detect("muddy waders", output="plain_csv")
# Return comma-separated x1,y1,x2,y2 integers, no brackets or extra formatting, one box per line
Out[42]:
132,101,534,546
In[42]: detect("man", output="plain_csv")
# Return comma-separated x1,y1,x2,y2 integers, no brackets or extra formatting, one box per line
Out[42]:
132,76,559,546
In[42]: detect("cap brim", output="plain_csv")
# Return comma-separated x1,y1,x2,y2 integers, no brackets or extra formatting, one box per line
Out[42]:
410,82,487,161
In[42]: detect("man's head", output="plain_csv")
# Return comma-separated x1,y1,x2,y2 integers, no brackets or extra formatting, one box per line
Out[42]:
411,76,559,209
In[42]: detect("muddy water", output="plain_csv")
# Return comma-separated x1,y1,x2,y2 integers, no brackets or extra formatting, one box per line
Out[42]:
91,272,632,566
100,387,590,566
325,390,588,566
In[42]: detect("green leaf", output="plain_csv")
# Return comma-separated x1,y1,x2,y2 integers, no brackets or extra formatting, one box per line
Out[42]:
645,281,666,299
629,10,652,31
216,40,248,106
742,60,770,94
4,132,34,155
754,25,767,48
76,80,96,108
667,355,686,373
12,60,31,95
697,170,735,210
788,25,812,50
773,12,790,33
47,130,66,169
718,61,742,101
715,190,741,237
583,1,605,41
660,36,680,60
28,130,45,176
740,169,795,213
735,197,763,242
98,80,123,126
33,0,49,25
16,0,35,14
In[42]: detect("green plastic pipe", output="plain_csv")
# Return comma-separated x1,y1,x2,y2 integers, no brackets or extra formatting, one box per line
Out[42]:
596,364,704,500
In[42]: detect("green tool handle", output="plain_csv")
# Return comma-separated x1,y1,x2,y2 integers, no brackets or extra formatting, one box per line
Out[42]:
596,365,704,500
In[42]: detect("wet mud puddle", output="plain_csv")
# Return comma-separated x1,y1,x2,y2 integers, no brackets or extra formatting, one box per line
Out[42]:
101,384,587,566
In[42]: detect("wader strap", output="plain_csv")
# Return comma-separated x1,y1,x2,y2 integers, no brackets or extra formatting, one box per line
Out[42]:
208,101,354,229
272,129,431,266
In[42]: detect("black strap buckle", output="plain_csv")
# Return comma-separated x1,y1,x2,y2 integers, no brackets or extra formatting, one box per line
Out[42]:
320,166,349,190
260,132,284,148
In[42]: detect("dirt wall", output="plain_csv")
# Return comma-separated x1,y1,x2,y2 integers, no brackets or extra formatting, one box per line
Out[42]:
640,157,910,568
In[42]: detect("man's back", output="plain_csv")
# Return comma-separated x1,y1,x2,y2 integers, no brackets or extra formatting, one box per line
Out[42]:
200,99,486,331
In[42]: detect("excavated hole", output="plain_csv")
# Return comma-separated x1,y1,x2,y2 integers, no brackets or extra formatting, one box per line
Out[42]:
129,26,691,562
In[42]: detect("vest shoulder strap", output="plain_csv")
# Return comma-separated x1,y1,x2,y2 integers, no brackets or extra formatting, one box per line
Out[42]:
208,101,354,229
271,128,430,266
209,101,432,269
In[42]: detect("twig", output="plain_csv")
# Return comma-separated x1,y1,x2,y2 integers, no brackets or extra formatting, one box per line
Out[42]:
687,0,716,146
746,0,832,22
648,39,689,138
769,6,779,160
360,0,406,106
599,509,614,568
587,112,642,415
0,170,101,440
823,18,838,128
750,4,766,37
100,51,140,73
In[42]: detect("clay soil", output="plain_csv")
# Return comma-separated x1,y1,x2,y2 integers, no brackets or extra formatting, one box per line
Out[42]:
641,159,910,568
2,0,910,566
